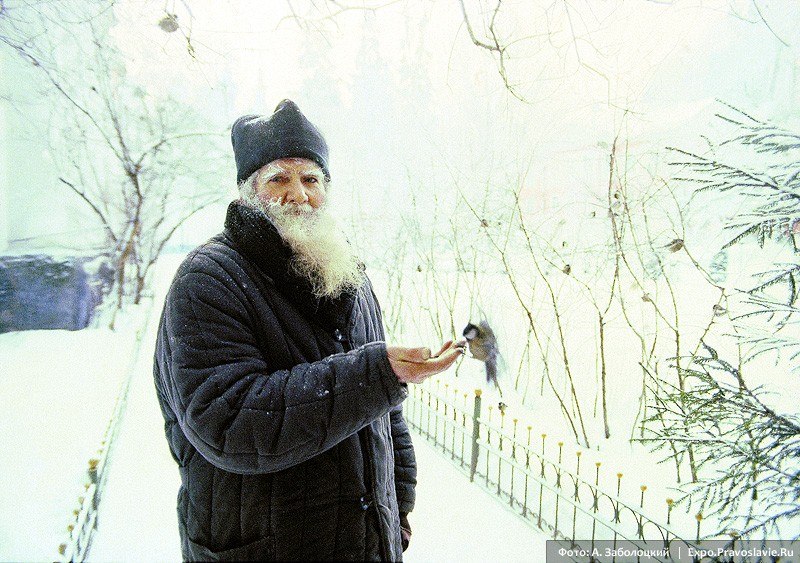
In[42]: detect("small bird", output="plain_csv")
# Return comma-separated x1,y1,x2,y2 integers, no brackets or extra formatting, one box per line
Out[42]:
462,320,502,396
666,238,684,253
158,13,179,33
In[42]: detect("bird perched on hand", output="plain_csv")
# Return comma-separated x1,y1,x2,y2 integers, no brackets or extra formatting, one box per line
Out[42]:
462,320,502,396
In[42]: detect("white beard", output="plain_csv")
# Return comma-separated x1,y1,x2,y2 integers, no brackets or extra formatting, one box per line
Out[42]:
239,187,364,299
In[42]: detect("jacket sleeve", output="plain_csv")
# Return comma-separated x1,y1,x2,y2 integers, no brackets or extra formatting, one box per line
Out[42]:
160,266,407,475
390,404,417,514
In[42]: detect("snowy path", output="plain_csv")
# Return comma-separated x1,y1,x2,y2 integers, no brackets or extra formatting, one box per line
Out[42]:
88,256,183,562
88,259,546,562
404,434,546,562
0,301,149,561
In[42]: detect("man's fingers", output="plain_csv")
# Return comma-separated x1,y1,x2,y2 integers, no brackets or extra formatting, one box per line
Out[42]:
388,346,431,363
423,347,462,372
400,347,431,362
388,341,465,383
389,340,462,363
433,340,453,358
421,347,433,360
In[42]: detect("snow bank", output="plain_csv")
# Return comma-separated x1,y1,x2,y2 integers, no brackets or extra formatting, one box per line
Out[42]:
0,325,142,561
405,437,547,562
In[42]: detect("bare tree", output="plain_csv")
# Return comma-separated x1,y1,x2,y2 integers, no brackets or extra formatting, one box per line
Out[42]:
1,2,227,322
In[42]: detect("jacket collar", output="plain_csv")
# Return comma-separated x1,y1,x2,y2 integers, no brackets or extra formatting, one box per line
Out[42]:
222,200,356,331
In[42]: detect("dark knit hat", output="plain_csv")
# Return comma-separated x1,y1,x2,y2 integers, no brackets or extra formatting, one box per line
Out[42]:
231,100,330,184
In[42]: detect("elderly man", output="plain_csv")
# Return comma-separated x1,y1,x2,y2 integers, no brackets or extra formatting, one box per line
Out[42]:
153,100,462,561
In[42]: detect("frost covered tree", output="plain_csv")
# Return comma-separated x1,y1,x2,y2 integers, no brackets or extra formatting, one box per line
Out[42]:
642,105,800,540
1,1,226,319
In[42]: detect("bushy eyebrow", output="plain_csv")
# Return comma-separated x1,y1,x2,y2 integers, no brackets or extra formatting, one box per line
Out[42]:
260,163,324,182
301,170,325,180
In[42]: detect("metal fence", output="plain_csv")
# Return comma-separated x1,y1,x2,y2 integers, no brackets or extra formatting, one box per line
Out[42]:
57,324,146,562
403,380,705,561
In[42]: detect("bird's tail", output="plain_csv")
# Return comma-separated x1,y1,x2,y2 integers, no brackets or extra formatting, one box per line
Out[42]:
485,359,497,384
485,358,503,397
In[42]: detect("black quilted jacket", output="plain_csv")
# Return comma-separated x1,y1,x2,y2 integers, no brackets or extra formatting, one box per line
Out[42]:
153,201,416,561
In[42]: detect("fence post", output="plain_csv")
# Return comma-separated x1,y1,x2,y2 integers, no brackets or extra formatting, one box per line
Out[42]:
88,457,100,531
88,458,99,508
572,452,581,546
509,418,518,507
449,385,457,460
408,384,416,425
443,383,449,454
425,386,432,438
696,513,703,542
461,393,468,467
434,380,441,445
538,434,546,529
522,425,532,518
485,405,493,487
591,462,601,548
553,442,563,539
469,389,482,482
637,485,648,539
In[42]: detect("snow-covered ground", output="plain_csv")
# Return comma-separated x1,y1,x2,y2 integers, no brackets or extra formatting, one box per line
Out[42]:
4,240,786,561
0,251,547,562
0,305,149,561
86,255,184,562
405,435,545,562
85,252,547,562
369,256,798,542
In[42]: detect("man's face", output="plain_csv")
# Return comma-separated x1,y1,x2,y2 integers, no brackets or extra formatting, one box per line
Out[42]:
238,156,363,298
253,157,326,213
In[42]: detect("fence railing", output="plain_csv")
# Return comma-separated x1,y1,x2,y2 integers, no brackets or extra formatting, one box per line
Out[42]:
403,380,705,561
57,321,148,562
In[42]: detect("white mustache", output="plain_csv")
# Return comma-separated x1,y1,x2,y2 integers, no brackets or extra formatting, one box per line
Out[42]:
264,200,315,217
238,188,364,298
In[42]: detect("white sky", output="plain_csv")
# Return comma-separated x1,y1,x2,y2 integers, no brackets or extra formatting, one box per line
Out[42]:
3,0,798,250
98,0,800,248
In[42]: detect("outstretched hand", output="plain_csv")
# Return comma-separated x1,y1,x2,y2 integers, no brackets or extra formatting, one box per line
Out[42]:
387,340,465,384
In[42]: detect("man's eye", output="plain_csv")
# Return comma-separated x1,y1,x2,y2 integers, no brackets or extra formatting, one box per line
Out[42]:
304,177,319,184
269,176,287,183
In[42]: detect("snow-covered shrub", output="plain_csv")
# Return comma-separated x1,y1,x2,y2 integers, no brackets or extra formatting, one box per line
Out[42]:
643,105,800,540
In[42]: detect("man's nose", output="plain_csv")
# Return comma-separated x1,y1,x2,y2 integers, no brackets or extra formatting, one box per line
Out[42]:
284,178,309,204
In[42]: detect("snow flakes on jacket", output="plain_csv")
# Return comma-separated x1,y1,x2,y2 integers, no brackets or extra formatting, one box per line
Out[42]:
153,201,417,561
